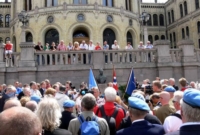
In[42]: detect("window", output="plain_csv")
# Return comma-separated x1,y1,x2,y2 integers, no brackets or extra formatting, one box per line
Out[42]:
161,35,165,40
153,14,158,26
168,12,171,24
148,35,153,44
159,14,164,26
45,0,58,7
0,37,2,43
198,21,200,33
196,0,199,9
182,28,185,39
171,10,174,22
26,32,33,42
103,28,116,49
24,0,32,11
45,29,59,45
127,31,133,46
73,0,87,4
125,0,132,11
170,33,172,48
0,15,3,27
173,32,176,48
102,0,114,7
186,26,189,38
5,14,10,27
147,14,152,26
180,4,183,18
155,35,159,41
184,1,188,15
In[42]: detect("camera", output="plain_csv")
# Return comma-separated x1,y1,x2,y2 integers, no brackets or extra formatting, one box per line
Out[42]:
80,88,89,96
145,82,153,95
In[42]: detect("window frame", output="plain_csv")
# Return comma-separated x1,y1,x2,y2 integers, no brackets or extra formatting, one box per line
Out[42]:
184,1,188,15
180,4,183,18
5,14,10,28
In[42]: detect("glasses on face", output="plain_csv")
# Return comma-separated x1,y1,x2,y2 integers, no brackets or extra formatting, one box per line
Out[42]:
172,100,176,103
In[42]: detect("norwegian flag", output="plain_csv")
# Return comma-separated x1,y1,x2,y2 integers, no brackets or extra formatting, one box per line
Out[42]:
113,66,118,91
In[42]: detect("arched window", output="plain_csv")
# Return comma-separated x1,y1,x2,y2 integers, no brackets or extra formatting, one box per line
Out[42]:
45,0,58,7
155,35,159,41
0,37,3,43
184,1,188,15
5,37,10,43
170,34,172,48
182,28,185,39
173,32,176,48
26,32,33,42
159,14,164,26
153,14,158,26
186,26,189,38
148,35,153,44
198,21,200,33
102,0,114,7
180,4,183,18
24,0,32,11
161,35,165,40
147,14,152,26
45,29,59,45
171,10,174,22
5,14,10,27
196,0,199,9
168,12,171,24
127,31,133,46
73,0,87,4
0,15,3,27
125,0,132,11
103,28,116,49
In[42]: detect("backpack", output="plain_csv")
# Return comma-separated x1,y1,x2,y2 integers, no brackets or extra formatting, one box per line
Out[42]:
78,115,100,135
97,106,118,135
171,113,182,120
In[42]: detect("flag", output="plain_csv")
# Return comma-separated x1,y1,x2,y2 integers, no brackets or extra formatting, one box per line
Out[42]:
125,67,136,96
89,68,98,90
113,66,118,91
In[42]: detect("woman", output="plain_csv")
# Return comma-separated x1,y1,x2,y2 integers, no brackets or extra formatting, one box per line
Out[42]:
37,97,72,135
50,42,57,64
44,43,50,51
45,88,56,97
73,41,80,62
125,42,133,62
67,42,73,64
95,42,102,50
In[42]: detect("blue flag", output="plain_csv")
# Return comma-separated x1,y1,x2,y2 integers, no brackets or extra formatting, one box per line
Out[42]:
89,68,98,90
125,68,136,95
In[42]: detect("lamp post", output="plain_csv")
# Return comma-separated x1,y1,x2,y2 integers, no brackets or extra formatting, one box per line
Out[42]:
18,10,30,42
140,11,150,45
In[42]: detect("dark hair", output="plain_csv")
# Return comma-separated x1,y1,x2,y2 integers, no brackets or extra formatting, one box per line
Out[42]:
30,81,36,87
59,85,66,92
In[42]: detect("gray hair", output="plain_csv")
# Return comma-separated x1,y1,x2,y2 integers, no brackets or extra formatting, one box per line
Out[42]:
6,85,16,93
173,91,183,103
37,97,61,131
129,107,147,118
104,87,116,102
3,99,21,110
25,101,38,113
81,93,96,110
169,78,175,82
181,100,200,122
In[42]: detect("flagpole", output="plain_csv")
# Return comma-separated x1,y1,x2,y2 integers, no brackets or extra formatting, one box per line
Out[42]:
89,67,100,91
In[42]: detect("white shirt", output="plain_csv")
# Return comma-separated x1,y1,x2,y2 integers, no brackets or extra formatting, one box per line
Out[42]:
67,45,73,50
112,44,120,50
88,44,95,50
75,96,82,113
125,45,133,50
138,45,145,49
145,44,153,49
163,110,182,133
30,89,42,97
79,43,88,50
132,119,145,124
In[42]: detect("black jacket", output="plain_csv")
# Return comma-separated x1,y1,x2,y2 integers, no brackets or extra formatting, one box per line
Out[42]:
0,93,10,112
17,91,25,100
59,111,76,130
39,88,45,97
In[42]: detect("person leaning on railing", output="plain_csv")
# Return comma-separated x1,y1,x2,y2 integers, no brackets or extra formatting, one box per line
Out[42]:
125,42,133,62
50,42,57,65
57,40,67,64
73,41,80,63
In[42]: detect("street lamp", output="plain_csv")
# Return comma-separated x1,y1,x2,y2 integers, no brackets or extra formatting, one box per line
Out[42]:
18,10,30,42
140,11,150,45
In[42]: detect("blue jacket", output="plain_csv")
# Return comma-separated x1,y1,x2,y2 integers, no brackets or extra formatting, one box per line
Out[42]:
116,120,165,135
165,124,200,135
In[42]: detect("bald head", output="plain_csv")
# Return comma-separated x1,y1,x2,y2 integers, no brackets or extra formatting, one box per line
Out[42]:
3,99,21,110
159,91,171,105
25,101,38,112
0,107,42,135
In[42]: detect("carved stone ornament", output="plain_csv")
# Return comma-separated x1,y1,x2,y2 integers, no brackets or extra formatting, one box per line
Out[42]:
158,56,172,63
47,16,54,23
183,56,197,62
107,15,113,23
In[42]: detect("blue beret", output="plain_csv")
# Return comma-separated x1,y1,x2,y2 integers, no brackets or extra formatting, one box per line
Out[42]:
128,97,150,111
131,93,145,101
30,95,41,104
63,100,75,108
164,86,176,92
183,89,200,108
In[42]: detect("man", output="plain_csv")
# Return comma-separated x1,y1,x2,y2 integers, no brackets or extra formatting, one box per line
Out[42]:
60,100,76,130
154,91,176,124
25,100,38,112
17,87,31,100
166,89,200,135
68,93,110,135
145,41,153,62
14,81,22,95
169,78,179,90
103,41,109,63
164,86,176,106
138,41,145,49
80,40,88,64
112,40,120,50
163,91,183,133
117,96,165,135
0,85,16,112
179,78,187,91
34,42,44,65
91,87,105,106
94,87,124,129
88,40,95,64
55,85,69,112
4,40,13,59
30,81,42,97
3,99,21,110
190,81,196,88
152,80,162,93
39,81,46,97
0,107,42,135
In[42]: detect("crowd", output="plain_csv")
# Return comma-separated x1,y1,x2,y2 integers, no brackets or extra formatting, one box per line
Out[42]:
0,76,200,135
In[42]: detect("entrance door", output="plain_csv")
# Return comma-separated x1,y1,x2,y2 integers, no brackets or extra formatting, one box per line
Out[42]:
103,28,116,49
73,30,89,44
45,29,59,45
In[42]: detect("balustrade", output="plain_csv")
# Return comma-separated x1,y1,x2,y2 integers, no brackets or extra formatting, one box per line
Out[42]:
170,49,182,62
5,52,20,67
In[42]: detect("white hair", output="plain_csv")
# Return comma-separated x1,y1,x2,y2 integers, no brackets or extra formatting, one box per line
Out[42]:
104,87,116,102
173,91,183,103
160,79,165,85
37,97,61,131
6,85,16,92
169,78,175,82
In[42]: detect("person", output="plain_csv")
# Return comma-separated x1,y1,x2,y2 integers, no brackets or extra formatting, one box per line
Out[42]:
88,40,95,64
17,86,31,100
145,41,153,62
116,96,165,135
44,43,50,51
30,81,42,97
125,42,133,62
0,107,42,135
152,80,162,93
95,42,102,50
50,42,57,64
34,42,44,65
164,86,176,106
4,40,13,59
80,40,88,64
103,41,109,63
138,41,145,49
67,42,73,64
91,87,105,106
68,93,110,135
112,40,120,50
25,100,38,113
14,81,22,95
59,100,76,130
20,96,30,107
45,88,56,97
179,77,187,91
169,78,179,90
190,81,196,88
163,91,183,133
37,97,72,135
166,89,200,135
3,98,21,110
39,81,46,97
57,40,67,51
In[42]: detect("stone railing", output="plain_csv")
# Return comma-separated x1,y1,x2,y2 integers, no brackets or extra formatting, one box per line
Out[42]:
5,52,20,67
170,49,182,62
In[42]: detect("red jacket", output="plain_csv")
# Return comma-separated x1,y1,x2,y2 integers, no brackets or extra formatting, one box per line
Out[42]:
5,43,12,50
94,102,125,129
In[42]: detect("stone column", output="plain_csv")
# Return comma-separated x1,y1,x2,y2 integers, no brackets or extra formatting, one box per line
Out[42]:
177,39,198,82
18,42,37,83
0,42,6,83
144,25,148,45
154,40,173,79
